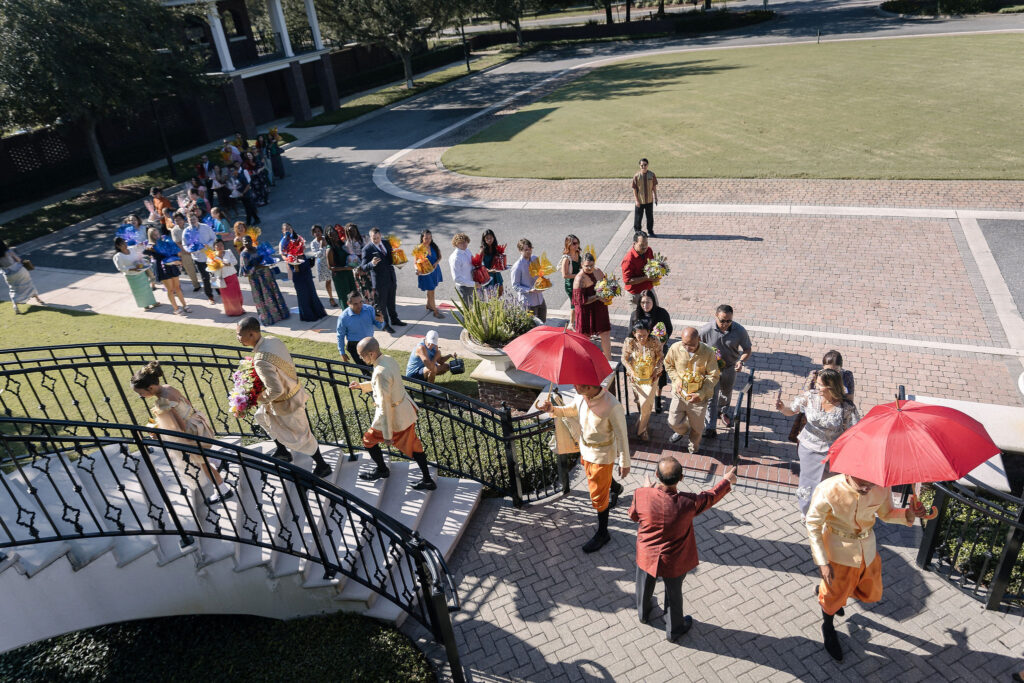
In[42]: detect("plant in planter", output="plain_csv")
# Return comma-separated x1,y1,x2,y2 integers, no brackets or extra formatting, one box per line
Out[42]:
452,290,536,346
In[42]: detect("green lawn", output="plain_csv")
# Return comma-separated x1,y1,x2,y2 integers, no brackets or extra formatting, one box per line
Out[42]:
0,612,434,682
442,34,1024,180
0,305,479,398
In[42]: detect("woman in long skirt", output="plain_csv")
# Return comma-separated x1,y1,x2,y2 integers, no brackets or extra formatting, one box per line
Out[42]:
0,240,44,314
113,237,158,310
239,236,289,326
308,225,337,307
327,225,357,307
343,223,374,305
621,322,664,441
130,361,231,506
280,227,325,322
210,239,244,316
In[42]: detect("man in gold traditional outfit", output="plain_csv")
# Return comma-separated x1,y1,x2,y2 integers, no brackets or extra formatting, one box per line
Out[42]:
664,327,720,454
538,384,630,553
236,317,332,477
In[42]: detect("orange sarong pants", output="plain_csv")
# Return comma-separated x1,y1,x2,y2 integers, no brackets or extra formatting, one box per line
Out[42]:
818,555,883,615
583,459,614,512
362,423,423,457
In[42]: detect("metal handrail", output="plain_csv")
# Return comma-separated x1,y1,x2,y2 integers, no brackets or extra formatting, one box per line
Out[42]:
0,342,563,507
0,416,466,680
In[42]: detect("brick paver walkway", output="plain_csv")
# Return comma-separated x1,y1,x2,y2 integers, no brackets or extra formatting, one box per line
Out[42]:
406,467,1024,681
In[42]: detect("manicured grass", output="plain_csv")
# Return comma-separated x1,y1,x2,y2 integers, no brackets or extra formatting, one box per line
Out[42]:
291,47,530,128
0,306,480,398
442,34,1024,180
1,132,296,248
0,612,435,682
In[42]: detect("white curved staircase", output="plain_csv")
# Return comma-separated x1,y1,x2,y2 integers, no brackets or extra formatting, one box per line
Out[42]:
0,439,482,654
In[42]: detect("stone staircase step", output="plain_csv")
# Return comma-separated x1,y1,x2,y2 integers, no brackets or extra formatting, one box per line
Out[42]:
302,450,364,589
0,468,74,577
336,462,431,606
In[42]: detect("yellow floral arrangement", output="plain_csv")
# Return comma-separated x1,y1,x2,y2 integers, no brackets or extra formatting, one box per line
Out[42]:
632,346,655,385
412,243,435,276
529,253,556,290
679,366,704,395
203,248,225,271
387,235,407,266
583,243,597,260
245,226,261,244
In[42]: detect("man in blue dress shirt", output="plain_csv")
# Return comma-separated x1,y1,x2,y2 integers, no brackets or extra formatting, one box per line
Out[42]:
337,290,385,373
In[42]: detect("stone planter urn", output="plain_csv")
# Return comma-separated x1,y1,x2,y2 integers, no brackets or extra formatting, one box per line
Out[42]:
460,329,550,411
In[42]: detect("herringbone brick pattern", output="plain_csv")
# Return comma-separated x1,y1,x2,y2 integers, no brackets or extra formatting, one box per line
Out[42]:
406,470,1024,681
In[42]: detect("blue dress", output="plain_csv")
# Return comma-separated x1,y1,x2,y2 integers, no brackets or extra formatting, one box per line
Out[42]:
416,247,444,292
290,258,326,322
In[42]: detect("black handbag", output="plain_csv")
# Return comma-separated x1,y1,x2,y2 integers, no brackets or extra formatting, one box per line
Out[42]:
448,358,465,375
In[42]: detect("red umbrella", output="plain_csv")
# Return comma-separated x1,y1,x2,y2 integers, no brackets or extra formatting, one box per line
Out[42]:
503,325,613,386
827,400,1000,487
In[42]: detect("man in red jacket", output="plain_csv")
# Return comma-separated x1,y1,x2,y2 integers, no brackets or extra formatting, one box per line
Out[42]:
620,230,655,304
629,457,736,641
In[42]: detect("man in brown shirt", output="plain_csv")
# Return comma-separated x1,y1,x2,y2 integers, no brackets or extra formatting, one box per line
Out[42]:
630,457,736,641
631,158,658,236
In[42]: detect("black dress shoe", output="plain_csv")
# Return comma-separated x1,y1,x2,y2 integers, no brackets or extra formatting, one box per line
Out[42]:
411,478,437,491
384,326,396,334
581,530,610,553
669,432,684,444
822,624,843,661
204,490,235,506
668,616,692,642
347,453,359,462
391,320,407,326
359,466,390,481
313,462,332,478
703,429,717,439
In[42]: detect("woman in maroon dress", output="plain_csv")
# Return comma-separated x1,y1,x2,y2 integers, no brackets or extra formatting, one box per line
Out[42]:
572,252,612,360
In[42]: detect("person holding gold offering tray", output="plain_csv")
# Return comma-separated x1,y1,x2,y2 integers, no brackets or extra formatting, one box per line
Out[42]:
664,327,720,454
621,322,664,441
511,238,548,322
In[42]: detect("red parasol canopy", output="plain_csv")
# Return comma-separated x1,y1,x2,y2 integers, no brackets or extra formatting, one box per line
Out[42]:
503,325,613,386
827,400,1000,487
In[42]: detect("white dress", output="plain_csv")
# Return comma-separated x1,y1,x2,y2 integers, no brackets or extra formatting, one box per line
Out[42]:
309,238,332,283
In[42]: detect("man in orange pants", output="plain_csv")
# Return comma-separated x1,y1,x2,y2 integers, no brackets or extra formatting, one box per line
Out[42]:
538,383,630,553
806,473,935,661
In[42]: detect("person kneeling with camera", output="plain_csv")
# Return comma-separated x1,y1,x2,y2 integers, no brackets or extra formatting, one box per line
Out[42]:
406,330,462,383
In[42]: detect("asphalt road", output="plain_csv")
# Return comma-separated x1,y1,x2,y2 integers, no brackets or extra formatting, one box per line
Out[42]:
28,0,1024,311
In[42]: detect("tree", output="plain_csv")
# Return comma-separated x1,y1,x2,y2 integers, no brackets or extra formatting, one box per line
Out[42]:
319,0,454,90
602,0,614,24
0,0,217,191
489,0,529,46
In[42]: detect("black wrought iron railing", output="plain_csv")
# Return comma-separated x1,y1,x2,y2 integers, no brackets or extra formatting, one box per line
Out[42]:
0,417,465,680
0,343,561,506
917,479,1024,611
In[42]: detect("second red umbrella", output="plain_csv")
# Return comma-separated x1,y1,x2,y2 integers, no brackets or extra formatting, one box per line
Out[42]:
503,325,613,386
827,400,1000,487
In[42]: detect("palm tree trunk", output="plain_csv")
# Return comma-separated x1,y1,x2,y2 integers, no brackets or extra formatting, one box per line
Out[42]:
605,1,614,24
400,50,414,89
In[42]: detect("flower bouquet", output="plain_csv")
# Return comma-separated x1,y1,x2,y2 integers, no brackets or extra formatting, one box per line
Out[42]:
632,346,655,385
713,346,727,371
282,237,305,265
387,235,407,266
493,244,508,271
594,275,623,305
643,252,670,286
153,236,181,265
245,226,262,243
116,224,141,247
470,253,490,284
203,248,225,272
583,243,597,261
652,322,667,344
529,253,556,290
412,243,436,276
228,357,264,418
183,231,206,254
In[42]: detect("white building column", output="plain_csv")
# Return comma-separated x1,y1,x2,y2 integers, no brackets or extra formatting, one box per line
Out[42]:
303,0,324,51
205,1,235,72
266,0,293,57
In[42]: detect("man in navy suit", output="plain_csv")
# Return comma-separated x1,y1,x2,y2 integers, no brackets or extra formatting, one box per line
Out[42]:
361,227,404,333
